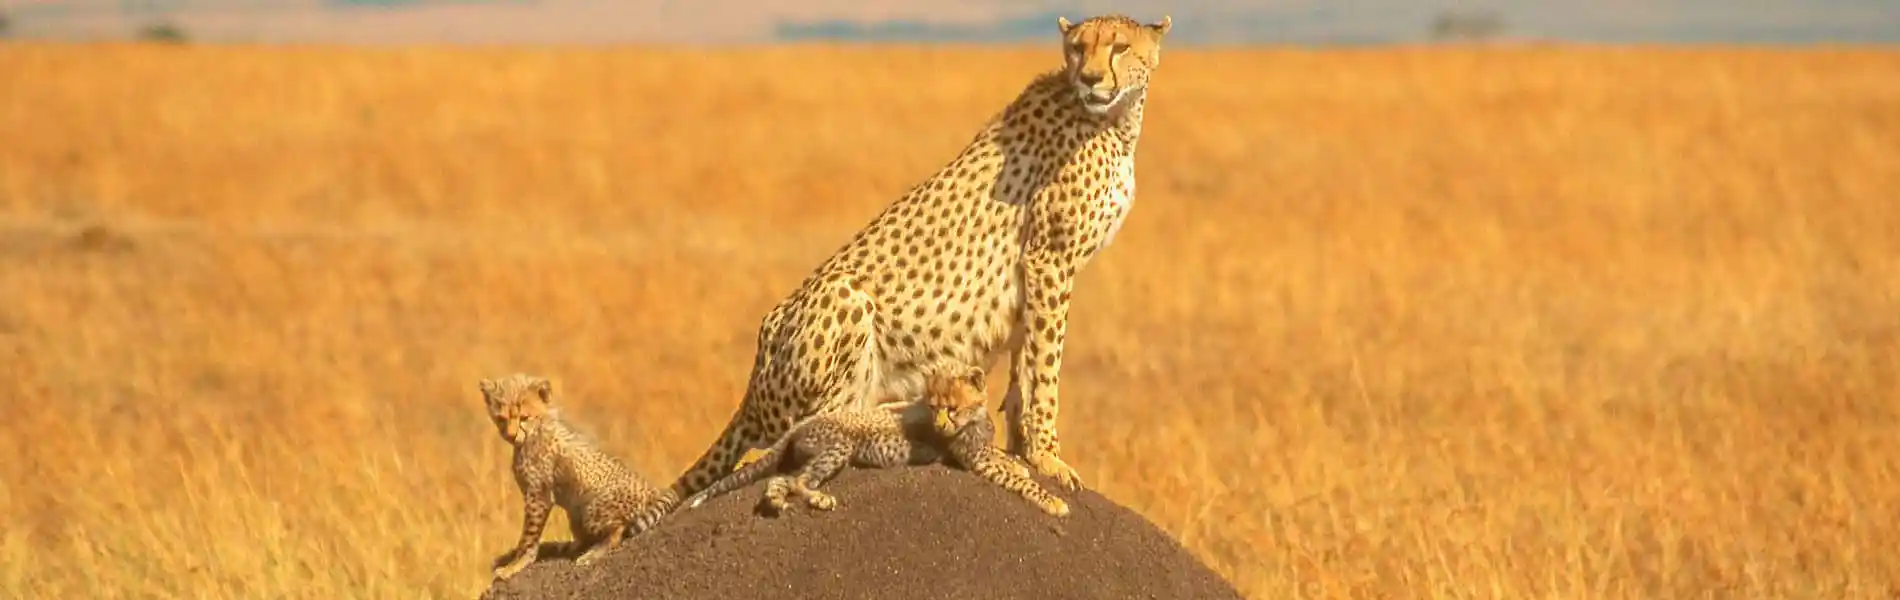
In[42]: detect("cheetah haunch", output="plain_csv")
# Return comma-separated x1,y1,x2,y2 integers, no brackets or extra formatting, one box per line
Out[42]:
668,14,1174,500
680,368,1069,517
479,374,679,581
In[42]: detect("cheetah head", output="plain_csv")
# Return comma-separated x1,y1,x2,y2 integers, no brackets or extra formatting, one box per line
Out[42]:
925,365,988,405
932,402,991,438
928,366,991,436
1058,14,1172,117
478,373,553,445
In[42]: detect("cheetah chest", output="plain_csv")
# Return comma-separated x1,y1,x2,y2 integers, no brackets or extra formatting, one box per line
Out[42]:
1093,155,1138,252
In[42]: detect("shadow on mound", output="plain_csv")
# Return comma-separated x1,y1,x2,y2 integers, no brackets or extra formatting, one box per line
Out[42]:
479,464,1244,600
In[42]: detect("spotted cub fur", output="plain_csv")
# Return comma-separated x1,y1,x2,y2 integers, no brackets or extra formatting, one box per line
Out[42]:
927,372,1070,517
480,373,679,581
678,401,943,515
681,368,1068,517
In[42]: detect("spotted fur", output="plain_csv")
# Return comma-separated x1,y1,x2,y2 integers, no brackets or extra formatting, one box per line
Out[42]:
678,401,944,515
480,374,679,581
927,370,1070,517
681,367,1068,517
669,13,1174,498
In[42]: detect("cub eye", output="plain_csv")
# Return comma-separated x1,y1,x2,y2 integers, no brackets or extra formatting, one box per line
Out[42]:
1112,42,1130,54
1069,42,1085,54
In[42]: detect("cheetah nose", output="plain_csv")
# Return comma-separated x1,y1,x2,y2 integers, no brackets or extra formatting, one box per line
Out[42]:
1077,72,1104,87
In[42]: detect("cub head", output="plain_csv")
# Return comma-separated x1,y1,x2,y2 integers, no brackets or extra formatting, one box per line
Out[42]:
927,366,991,437
1057,14,1172,116
932,402,992,439
925,365,987,407
478,373,554,445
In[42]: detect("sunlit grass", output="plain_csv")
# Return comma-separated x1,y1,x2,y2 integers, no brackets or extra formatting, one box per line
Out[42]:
1,43,1897,599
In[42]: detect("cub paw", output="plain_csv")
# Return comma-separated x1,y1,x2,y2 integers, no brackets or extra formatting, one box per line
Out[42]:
1042,497,1071,518
806,492,839,511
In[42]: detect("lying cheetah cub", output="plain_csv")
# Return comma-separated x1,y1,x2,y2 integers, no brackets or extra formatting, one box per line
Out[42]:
677,398,941,515
927,372,1071,518
680,368,1068,517
479,373,679,581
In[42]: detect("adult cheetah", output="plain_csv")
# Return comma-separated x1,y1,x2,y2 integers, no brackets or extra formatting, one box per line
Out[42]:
669,13,1174,499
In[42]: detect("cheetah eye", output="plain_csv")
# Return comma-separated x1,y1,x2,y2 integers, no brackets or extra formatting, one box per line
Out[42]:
1069,42,1085,54
1112,42,1130,54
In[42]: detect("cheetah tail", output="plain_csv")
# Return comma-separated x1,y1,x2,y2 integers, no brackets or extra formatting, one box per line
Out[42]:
680,439,789,510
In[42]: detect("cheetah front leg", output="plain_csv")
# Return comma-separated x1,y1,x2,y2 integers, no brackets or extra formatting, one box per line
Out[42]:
1010,249,1085,491
493,487,554,581
971,445,1070,517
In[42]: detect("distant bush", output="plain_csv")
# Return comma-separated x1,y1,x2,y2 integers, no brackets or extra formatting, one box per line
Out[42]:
138,22,189,44
1429,10,1506,42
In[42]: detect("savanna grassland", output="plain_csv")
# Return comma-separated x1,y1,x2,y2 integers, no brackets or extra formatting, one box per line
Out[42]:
1,42,1898,599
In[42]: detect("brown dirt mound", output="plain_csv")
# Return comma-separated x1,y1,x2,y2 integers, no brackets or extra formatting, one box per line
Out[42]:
479,464,1244,600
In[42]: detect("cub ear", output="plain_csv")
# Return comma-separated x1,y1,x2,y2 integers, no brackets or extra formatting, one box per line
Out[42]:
963,366,987,388
1057,16,1074,36
530,378,553,403
1149,15,1172,37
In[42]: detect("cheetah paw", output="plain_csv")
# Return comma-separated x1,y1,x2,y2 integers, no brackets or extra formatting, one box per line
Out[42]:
1042,497,1072,518
492,558,531,581
1027,452,1085,491
805,492,838,511
574,548,608,567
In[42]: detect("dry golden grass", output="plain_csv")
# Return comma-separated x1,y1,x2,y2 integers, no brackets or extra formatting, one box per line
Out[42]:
2,42,1898,599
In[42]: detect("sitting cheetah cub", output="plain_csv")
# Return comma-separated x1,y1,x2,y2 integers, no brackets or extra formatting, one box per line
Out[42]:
680,368,1069,517
479,373,679,581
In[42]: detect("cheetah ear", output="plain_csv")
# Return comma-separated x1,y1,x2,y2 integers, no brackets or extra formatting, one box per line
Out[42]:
1057,16,1074,36
477,379,498,400
530,378,552,403
1149,16,1172,37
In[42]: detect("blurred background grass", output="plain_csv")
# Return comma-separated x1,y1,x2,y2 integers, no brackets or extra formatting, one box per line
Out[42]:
1,44,1897,598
